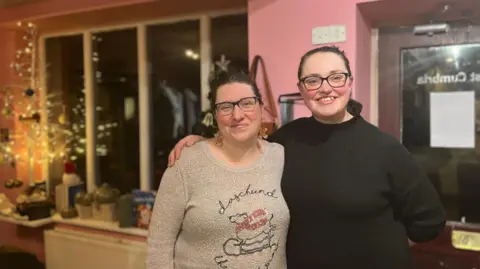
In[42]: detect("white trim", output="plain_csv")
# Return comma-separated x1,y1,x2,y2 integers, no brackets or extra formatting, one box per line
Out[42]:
200,15,212,111
137,24,152,191
40,8,246,39
52,214,148,237
208,8,247,18
38,35,50,194
41,31,84,39
83,31,97,193
370,28,379,126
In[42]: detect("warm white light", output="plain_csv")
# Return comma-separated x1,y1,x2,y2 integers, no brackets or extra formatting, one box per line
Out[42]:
184,49,199,60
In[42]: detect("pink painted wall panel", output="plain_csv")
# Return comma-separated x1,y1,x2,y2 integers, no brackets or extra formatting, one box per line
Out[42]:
248,0,375,120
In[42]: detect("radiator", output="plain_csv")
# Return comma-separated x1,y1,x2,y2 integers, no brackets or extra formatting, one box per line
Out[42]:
45,229,147,269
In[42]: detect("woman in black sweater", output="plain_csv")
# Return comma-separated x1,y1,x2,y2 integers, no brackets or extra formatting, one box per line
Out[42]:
167,46,446,269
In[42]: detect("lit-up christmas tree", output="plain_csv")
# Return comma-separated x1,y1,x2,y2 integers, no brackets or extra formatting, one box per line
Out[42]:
0,21,48,185
57,88,118,162
0,22,118,186
60,33,118,161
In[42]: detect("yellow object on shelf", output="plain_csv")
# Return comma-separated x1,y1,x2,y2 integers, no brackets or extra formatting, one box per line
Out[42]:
452,230,480,251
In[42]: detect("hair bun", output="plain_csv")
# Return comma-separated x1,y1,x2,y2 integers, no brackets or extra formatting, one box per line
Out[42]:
209,66,246,91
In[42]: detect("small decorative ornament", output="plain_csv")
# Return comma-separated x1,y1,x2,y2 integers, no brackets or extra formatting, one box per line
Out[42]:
202,112,214,127
58,105,66,124
58,114,65,125
4,178,23,189
19,113,41,124
25,88,35,97
0,128,9,142
1,108,12,116
215,54,231,72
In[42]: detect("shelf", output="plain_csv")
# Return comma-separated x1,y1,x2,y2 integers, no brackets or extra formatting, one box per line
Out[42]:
51,214,148,237
0,215,53,227
0,212,148,237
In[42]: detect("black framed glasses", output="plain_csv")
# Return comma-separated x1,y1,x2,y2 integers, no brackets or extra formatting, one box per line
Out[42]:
300,73,349,91
215,97,259,116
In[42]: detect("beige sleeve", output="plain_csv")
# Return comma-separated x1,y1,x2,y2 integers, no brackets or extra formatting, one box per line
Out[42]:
146,166,187,269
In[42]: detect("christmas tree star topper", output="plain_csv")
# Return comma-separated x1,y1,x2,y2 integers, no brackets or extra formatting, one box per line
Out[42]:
215,54,231,72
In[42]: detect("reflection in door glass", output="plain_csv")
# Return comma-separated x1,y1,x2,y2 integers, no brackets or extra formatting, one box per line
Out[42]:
401,44,480,222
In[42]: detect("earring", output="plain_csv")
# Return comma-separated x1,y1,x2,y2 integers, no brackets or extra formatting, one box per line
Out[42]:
258,127,268,139
214,131,223,145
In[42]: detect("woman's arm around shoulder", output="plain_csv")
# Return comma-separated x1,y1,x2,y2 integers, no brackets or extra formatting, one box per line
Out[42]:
146,165,188,269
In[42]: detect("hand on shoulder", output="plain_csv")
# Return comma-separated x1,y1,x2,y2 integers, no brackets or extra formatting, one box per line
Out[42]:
168,135,206,167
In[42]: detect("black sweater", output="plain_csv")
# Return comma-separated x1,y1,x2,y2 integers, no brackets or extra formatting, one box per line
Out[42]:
268,103,446,269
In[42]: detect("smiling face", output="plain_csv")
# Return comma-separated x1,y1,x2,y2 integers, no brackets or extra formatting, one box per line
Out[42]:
215,82,262,144
298,52,353,123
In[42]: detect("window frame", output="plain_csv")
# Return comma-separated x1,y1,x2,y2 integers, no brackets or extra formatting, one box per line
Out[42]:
39,9,247,193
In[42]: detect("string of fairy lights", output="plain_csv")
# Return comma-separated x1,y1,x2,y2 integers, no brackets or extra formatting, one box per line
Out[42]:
0,21,43,171
0,22,117,182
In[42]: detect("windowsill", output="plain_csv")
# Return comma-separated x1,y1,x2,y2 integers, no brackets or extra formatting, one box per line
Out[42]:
51,214,148,237
0,213,148,237
0,214,54,228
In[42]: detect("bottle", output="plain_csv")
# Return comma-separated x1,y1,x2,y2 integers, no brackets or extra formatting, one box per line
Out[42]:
62,162,81,186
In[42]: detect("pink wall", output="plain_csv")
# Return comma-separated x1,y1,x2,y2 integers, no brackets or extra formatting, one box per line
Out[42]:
0,27,49,263
0,28,17,190
248,0,375,120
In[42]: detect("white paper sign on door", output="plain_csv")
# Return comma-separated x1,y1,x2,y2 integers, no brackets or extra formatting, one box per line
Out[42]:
430,91,476,148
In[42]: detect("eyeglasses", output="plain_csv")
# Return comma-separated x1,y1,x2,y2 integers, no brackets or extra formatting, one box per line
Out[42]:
300,73,349,91
215,97,259,116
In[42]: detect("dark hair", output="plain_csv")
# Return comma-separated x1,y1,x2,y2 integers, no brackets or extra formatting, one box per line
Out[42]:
297,45,352,80
208,70,263,112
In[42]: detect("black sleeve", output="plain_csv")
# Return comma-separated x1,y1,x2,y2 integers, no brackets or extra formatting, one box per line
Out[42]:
385,142,446,243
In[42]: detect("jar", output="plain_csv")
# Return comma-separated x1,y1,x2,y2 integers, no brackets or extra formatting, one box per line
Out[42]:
92,183,120,222
75,192,93,219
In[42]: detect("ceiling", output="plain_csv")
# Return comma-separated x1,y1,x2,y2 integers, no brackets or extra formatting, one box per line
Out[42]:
0,0,43,8
29,0,245,34
359,0,480,28
40,3,248,74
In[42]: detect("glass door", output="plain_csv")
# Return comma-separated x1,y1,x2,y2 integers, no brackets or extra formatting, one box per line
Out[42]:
378,26,480,223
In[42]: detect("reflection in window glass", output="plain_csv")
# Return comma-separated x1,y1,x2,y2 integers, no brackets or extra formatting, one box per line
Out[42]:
45,35,85,187
147,20,201,190
92,29,140,193
211,14,248,72
401,44,480,222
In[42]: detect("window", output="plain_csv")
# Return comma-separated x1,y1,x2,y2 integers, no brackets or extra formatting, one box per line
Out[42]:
211,14,249,72
42,12,248,193
45,35,85,186
147,20,201,189
92,29,140,194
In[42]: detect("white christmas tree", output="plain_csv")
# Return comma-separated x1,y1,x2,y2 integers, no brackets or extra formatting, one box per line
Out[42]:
0,22,117,185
